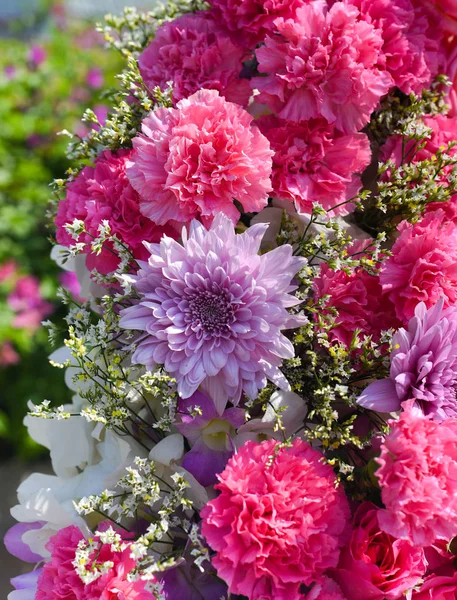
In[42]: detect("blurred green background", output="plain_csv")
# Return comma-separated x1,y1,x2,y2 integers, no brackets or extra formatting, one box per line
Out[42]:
0,0,124,462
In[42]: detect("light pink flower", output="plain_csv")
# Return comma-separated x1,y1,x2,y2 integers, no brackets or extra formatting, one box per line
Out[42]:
139,12,251,106
314,255,400,347
207,0,310,47
380,210,457,324
201,438,350,600
347,0,440,94
36,525,154,600
358,301,457,421
252,0,392,133
127,89,273,227
332,502,426,599
376,403,457,546
119,214,305,412
55,149,175,274
258,116,371,215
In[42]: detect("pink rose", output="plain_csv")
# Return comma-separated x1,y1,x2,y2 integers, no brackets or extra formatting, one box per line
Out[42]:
332,502,426,599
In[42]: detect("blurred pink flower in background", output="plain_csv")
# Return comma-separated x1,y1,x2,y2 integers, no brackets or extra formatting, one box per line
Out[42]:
0,259,18,283
28,45,47,67
86,68,103,89
7,275,53,332
59,271,85,303
0,342,20,367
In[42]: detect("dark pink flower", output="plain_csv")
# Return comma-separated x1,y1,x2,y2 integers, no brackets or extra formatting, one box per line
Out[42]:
418,0,457,34
55,149,175,274
139,12,251,106
36,525,154,600
347,0,441,94
314,256,400,346
86,68,103,89
380,210,457,324
252,0,392,133
305,578,347,600
332,502,426,599
126,89,273,227
413,573,457,599
444,43,457,117
207,0,310,47
258,116,371,215
201,438,350,600
376,403,457,546
28,45,47,67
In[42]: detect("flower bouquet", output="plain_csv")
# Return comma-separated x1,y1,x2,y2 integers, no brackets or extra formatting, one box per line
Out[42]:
5,0,457,598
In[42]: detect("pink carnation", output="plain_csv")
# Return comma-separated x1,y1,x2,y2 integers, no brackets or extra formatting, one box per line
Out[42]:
55,149,175,274
207,0,310,47
380,211,457,324
332,502,426,599
201,438,350,600
257,116,371,215
376,404,457,546
347,0,440,94
314,257,400,346
138,13,251,106
126,89,273,227
252,0,392,133
36,525,154,600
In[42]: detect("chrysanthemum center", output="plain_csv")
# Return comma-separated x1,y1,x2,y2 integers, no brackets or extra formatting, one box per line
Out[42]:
186,289,235,335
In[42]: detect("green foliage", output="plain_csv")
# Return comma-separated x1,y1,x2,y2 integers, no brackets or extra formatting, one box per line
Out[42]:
0,18,123,458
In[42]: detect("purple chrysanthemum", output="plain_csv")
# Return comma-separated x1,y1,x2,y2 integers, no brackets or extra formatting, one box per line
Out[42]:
119,214,305,412
358,300,457,421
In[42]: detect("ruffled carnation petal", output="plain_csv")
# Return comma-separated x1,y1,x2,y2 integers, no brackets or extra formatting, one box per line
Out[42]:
376,404,457,546
252,1,393,133
139,12,251,106
201,438,351,600
127,89,273,227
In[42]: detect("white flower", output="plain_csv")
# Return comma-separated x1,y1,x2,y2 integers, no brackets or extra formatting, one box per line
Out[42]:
149,434,208,511
10,432,144,558
235,390,307,447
